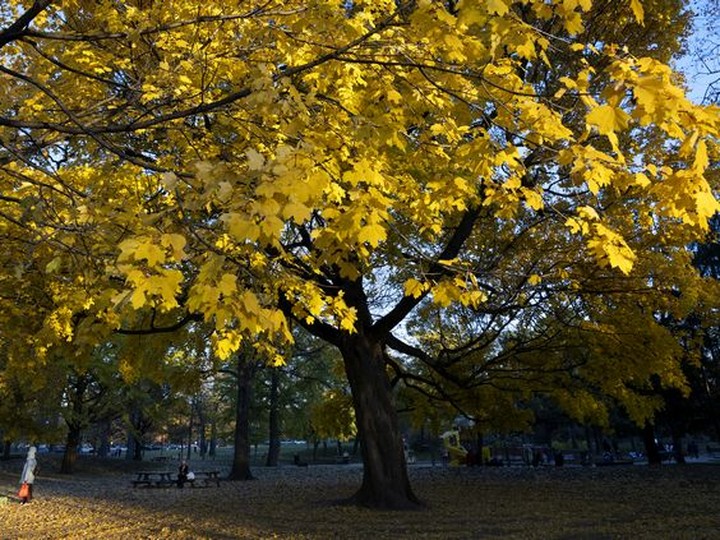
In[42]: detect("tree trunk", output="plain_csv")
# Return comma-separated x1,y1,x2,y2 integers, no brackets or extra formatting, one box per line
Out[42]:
339,332,421,509
266,367,281,467
126,407,144,461
209,421,217,458
2,439,11,460
97,419,111,458
186,403,194,460
228,353,255,480
61,423,81,474
313,439,320,461
197,396,207,459
671,430,686,464
642,422,662,466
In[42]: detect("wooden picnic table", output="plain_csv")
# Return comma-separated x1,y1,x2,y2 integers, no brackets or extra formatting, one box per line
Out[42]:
190,470,221,487
131,470,221,488
131,469,221,488
132,471,175,488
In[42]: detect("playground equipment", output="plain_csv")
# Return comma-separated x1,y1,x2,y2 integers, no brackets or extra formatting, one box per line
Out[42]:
440,429,468,466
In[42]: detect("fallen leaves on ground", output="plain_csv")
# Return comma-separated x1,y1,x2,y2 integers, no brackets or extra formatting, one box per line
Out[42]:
1,459,719,539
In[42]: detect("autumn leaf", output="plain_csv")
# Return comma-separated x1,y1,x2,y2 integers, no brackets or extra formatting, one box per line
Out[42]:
586,104,630,136
630,0,645,25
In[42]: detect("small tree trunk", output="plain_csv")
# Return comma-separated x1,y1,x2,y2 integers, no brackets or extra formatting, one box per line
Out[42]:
671,431,686,464
209,421,217,458
186,404,194,460
228,353,255,480
2,439,11,460
477,432,484,466
97,419,111,458
266,368,281,467
642,422,662,466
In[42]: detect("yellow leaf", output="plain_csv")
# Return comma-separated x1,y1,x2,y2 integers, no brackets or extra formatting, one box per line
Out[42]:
633,172,651,187
528,274,542,286
246,148,265,171
487,0,509,16
460,289,487,308
130,287,147,309
218,273,237,297
629,0,644,25
586,104,630,135
563,12,584,35
282,200,312,223
577,205,600,221
404,278,428,298
696,190,720,227
240,290,261,314
135,241,165,267
222,213,260,241
46,257,62,274
522,188,544,210
161,233,186,261
694,139,709,172
458,4,485,27
432,281,461,307
565,217,588,234
358,222,386,247
588,224,636,275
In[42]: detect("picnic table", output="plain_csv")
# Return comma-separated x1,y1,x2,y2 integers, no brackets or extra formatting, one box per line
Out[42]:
190,470,221,487
131,470,221,488
132,471,175,488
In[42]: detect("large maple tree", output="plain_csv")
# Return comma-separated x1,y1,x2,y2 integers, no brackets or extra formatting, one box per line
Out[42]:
1,0,719,508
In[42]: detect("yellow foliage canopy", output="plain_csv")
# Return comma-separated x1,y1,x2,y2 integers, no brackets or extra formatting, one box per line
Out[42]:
0,0,717,365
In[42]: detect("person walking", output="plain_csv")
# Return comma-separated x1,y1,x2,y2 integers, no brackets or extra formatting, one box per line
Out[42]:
19,446,38,504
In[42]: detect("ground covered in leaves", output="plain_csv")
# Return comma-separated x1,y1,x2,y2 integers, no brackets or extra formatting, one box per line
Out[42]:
1,457,719,539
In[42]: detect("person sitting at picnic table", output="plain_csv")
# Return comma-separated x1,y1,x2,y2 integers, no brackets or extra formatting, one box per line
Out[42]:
177,460,189,488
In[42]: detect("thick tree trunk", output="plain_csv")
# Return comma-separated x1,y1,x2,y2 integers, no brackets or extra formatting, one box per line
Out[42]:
266,368,281,467
228,354,255,480
61,424,81,474
339,332,421,509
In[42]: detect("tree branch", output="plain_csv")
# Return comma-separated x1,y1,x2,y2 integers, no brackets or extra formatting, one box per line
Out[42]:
0,0,53,49
373,205,482,336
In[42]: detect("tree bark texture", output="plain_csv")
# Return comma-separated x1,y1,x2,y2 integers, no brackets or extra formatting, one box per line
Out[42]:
60,424,81,474
642,422,662,466
266,368,281,467
228,354,255,480
339,332,421,509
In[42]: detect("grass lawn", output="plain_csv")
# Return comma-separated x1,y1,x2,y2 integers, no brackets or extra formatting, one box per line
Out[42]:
1,455,719,539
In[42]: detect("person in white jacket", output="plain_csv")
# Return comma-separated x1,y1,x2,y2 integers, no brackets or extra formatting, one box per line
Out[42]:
19,446,37,504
